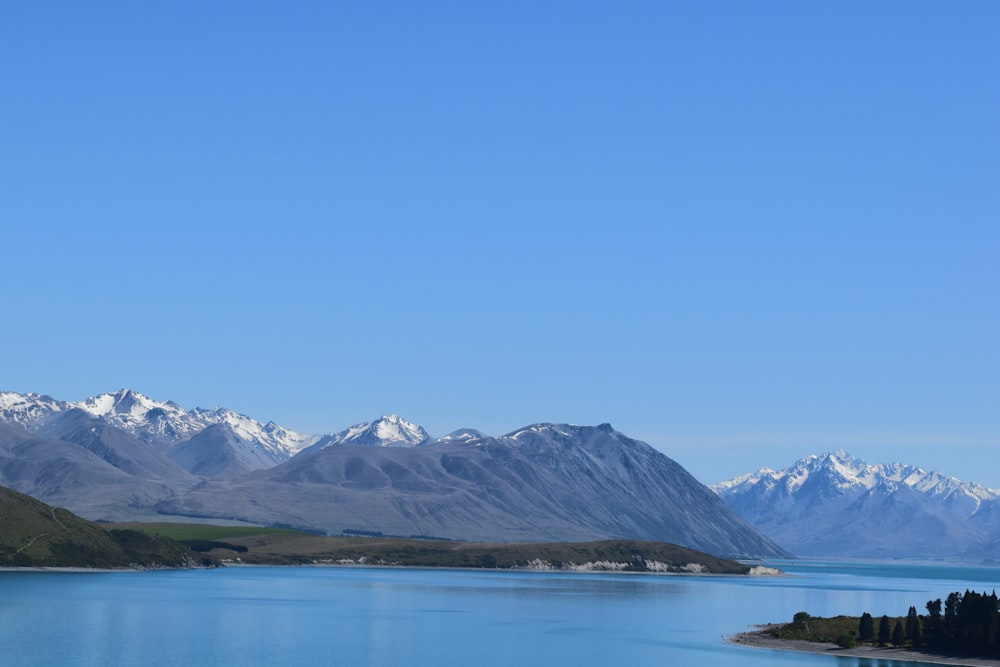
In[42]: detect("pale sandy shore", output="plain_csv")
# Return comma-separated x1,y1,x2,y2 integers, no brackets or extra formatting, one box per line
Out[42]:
728,627,1000,667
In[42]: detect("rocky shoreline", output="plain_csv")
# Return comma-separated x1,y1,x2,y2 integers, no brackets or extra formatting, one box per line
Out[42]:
728,626,1000,667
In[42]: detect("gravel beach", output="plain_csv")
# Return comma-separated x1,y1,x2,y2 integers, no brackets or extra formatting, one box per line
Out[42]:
728,626,1000,667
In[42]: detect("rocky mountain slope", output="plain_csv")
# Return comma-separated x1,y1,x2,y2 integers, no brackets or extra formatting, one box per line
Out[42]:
161,422,788,558
713,450,1000,560
0,419,185,519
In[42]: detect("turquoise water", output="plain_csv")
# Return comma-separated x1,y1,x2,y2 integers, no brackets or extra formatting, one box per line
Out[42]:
2,561,998,666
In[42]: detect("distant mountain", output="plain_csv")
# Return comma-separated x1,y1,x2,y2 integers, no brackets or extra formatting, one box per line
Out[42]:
187,405,320,461
0,420,184,519
167,423,269,480
712,450,1000,560
299,415,430,454
72,389,208,444
35,409,194,483
0,391,63,426
435,428,488,443
0,484,202,568
0,389,319,476
160,423,789,558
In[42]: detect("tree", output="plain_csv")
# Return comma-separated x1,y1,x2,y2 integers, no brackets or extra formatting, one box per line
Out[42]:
944,591,961,642
878,615,891,645
920,590,1000,655
925,599,943,647
859,612,875,642
905,606,921,644
892,620,905,646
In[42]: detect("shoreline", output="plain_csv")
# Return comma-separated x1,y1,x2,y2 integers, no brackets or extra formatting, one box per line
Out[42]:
728,627,1000,667
1,560,778,576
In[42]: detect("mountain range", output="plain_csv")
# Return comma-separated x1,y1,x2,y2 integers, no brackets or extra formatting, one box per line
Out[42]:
8,390,994,562
713,450,1000,561
0,390,787,559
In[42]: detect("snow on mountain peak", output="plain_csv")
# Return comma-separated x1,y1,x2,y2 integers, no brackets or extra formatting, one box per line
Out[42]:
713,450,1000,512
0,389,322,464
712,449,1000,559
76,389,159,420
373,415,425,444
295,415,432,454
506,423,580,440
189,406,321,456
69,390,208,444
0,391,64,426
436,428,487,443
339,415,429,447
2,392,458,457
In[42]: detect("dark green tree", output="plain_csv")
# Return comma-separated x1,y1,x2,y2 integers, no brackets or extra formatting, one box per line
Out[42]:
944,591,961,642
859,612,874,642
953,589,1000,654
922,591,1000,655
892,620,905,646
925,599,942,647
878,615,891,645
905,605,921,644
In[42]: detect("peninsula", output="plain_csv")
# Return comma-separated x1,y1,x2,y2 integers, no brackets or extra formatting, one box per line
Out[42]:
112,521,762,574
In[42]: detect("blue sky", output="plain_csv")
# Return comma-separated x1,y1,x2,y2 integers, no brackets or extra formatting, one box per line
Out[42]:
2,2,997,486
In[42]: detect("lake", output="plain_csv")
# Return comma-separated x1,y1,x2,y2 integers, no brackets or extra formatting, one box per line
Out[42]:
2,560,998,666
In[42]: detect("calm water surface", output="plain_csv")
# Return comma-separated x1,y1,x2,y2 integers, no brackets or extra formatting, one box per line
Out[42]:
2,560,999,666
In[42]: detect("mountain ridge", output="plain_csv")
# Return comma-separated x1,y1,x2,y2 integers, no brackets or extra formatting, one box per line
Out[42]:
713,450,1000,560
0,389,321,474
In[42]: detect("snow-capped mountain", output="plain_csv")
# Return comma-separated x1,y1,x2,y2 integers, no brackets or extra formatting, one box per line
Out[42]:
1,390,445,478
189,406,320,460
0,392,65,427
713,450,1000,560
73,390,208,444
435,428,488,443
336,414,430,447
299,414,430,454
0,390,320,472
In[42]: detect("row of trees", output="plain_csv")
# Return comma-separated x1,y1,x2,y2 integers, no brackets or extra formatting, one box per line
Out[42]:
925,590,999,654
856,606,919,647
855,590,999,656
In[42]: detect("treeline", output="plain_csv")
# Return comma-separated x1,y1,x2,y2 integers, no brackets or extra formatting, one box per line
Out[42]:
919,590,999,656
831,590,999,656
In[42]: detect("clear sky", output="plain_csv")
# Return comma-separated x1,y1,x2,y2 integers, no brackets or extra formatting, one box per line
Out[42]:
1,2,997,487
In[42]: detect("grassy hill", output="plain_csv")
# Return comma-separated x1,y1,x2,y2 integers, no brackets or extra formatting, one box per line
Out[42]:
0,486,207,568
114,522,752,573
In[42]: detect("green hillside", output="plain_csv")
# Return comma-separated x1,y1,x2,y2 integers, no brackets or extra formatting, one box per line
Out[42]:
0,486,206,568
